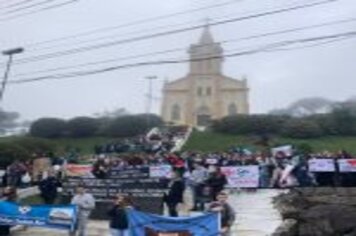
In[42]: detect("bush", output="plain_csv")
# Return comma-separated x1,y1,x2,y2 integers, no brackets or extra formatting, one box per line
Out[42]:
0,143,30,166
67,117,99,138
212,115,287,135
30,118,67,138
282,119,323,139
329,107,356,135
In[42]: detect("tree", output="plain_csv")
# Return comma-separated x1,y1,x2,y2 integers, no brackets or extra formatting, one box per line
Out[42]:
30,118,67,138
212,114,287,135
0,109,20,134
330,106,356,135
101,114,162,137
67,117,99,138
282,119,322,139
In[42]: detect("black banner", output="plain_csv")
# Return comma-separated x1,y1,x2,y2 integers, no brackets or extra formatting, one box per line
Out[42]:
62,177,169,200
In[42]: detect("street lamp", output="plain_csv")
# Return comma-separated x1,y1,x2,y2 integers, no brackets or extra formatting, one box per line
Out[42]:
0,47,24,102
145,75,157,128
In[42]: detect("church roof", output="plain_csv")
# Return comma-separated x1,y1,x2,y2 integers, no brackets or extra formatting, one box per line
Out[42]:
199,24,214,44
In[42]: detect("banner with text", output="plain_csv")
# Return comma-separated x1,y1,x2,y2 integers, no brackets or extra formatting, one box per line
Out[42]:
221,166,259,188
338,159,356,172
0,201,76,231
308,159,335,172
149,165,172,178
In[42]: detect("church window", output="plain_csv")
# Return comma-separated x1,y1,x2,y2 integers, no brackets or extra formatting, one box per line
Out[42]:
206,87,212,96
228,103,238,116
171,104,181,121
197,87,203,96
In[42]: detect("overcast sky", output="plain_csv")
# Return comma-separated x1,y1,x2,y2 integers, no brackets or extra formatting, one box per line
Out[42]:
0,0,355,121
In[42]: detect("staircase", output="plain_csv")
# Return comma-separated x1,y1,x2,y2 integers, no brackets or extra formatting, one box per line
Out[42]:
230,189,284,236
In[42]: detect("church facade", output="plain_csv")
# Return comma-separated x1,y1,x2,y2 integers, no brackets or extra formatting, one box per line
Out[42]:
161,25,249,127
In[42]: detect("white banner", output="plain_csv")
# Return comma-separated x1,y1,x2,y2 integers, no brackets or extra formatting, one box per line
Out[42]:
149,165,172,178
308,159,335,172
221,166,259,188
338,159,356,172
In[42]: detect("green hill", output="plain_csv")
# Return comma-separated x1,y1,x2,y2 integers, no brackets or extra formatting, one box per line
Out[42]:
183,131,356,154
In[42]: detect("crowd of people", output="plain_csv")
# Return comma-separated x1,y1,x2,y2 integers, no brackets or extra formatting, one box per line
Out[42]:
2,125,356,235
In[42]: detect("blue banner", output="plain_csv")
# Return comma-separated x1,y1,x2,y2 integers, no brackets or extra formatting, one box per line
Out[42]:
0,201,77,231
127,209,220,236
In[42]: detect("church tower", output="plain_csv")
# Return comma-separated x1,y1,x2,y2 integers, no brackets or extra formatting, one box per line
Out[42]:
161,25,249,127
188,24,223,75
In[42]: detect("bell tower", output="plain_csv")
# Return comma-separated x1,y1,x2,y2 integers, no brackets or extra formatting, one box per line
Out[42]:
188,24,223,75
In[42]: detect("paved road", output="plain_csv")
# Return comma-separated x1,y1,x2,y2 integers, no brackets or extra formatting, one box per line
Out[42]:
13,189,284,236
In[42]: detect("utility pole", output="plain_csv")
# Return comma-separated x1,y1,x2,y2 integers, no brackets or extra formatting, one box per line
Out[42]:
145,75,157,127
0,47,24,102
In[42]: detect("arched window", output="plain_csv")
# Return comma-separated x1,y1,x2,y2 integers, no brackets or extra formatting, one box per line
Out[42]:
171,104,181,121
197,87,203,96
228,103,237,116
206,87,212,96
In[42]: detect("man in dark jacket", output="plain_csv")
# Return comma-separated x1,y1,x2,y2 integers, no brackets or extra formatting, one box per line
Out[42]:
163,170,185,217
39,172,61,204
206,166,228,201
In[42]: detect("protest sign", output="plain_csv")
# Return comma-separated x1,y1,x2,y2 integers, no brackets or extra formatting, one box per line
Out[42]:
206,159,218,165
308,159,335,172
272,145,293,156
65,164,92,177
149,165,172,178
221,166,259,188
0,201,76,231
338,159,356,172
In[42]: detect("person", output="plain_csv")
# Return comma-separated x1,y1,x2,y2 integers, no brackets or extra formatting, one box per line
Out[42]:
39,171,61,204
208,191,235,236
21,171,32,188
108,195,133,236
190,162,208,211
70,185,96,236
163,170,185,217
0,186,17,236
206,166,227,201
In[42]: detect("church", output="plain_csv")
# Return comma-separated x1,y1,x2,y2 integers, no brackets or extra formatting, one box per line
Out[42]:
161,25,249,127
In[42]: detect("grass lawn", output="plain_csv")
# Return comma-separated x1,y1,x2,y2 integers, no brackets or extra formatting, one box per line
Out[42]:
183,131,356,154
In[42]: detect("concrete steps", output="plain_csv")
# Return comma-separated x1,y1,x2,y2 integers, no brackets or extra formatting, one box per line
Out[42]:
14,189,284,236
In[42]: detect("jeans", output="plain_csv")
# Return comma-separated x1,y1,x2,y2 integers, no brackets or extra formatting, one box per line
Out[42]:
110,229,129,236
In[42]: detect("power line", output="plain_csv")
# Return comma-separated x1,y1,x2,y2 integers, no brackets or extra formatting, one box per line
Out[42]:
0,0,78,22
11,16,356,78
0,0,37,10
1,0,59,15
9,30,356,85
21,0,243,48
22,0,328,53
5,0,343,66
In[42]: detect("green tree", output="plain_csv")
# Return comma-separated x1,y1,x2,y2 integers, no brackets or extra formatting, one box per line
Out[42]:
282,119,322,139
67,117,99,138
101,114,162,137
330,106,356,135
30,118,67,138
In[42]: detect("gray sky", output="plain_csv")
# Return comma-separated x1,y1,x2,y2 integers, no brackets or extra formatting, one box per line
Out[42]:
0,0,355,121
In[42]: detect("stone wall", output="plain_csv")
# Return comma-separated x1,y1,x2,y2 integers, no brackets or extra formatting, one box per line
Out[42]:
273,188,356,236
